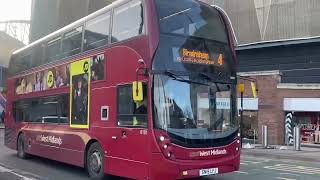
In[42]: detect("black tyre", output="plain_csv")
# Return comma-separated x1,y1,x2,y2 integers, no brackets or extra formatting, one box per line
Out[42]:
86,142,105,180
17,134,28,159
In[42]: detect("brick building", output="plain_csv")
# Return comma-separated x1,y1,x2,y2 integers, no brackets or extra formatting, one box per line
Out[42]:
201,0,320,145
237,38,320,145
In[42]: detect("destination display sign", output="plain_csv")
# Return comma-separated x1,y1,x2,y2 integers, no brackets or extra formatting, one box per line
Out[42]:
175,48,224,66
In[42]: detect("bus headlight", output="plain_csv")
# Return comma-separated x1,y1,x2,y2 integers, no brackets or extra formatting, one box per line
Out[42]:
159,136,165,142
163,144,168,149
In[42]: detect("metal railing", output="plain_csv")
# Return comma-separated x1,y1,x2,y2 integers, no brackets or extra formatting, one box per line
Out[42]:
0,20,30,45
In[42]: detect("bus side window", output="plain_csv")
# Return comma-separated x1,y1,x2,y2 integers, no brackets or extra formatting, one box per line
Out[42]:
59,95,69,124
84,12,110,51
117,84,147,127
9,53,31,75
62,26,83,58
13,102,23,122
47,37,62,63
12,95,68,124
28,97,59,124
13,101,31,122
111,0,144,43
31,44,44,69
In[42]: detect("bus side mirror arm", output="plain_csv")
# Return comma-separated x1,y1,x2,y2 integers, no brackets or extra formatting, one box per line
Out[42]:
133,59,148,102
136,59,149,77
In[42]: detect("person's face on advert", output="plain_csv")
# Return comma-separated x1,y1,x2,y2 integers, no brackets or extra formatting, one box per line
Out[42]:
36,73,40,82
77,79,82,89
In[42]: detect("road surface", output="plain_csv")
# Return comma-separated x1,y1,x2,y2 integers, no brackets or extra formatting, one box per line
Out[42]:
1,129,319,180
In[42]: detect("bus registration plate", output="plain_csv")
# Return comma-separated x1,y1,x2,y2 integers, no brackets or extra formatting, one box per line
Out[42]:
199,168,218,176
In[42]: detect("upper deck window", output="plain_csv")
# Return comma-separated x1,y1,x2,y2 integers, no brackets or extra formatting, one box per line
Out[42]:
9,53,31,75
31,44,44,68
156,0,228,44
112,0,144,43
47,37,62,63
152,0,235,77
62,26,83,58
84,12,111,51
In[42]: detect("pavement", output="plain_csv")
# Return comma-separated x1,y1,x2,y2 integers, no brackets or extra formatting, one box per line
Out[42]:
242,143,320,163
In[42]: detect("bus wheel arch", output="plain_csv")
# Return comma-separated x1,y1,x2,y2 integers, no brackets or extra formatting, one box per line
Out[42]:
85,140,106,180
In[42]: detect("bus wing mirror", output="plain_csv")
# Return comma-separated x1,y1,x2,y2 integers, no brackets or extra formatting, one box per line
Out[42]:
132,81,143,102
136,59,148,76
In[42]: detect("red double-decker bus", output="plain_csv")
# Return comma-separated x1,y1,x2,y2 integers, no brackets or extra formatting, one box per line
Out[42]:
5,0,239,179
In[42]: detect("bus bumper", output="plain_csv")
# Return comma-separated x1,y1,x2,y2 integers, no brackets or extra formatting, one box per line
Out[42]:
149,151,240,180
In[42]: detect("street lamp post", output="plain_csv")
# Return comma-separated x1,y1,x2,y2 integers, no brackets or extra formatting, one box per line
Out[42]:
238,83,245,148
240,91,243,148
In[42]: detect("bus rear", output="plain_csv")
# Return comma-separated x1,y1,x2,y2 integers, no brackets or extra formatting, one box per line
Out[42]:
148,0,239,179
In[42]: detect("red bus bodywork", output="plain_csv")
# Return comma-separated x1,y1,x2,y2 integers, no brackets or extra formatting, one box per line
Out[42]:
4,0,240,179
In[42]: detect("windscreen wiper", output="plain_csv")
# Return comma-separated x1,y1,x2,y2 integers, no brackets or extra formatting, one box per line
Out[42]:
198,72,221,91
164,70,209,86
199,72,234,85
199,72,212,81
198,72,236,91
164,70,186,80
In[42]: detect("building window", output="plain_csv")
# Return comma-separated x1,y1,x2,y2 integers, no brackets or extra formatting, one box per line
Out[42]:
117,84,147,127
84,12,110,51
112,0,144,43
62,26,83,58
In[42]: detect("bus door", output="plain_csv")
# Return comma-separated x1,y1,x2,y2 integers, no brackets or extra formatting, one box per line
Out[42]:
107,84,148,179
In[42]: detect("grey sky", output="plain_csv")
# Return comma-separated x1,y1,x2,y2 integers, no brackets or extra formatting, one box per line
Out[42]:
0,0,31,21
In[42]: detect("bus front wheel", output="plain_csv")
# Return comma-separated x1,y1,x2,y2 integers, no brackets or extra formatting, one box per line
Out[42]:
17,134,28,159
86,142,105,180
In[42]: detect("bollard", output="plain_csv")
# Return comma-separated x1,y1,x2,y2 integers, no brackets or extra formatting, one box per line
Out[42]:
262,125,268,148
253,129,256,145
293,127,301,151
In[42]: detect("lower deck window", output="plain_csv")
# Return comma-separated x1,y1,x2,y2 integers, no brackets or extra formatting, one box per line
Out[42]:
13,94,69,124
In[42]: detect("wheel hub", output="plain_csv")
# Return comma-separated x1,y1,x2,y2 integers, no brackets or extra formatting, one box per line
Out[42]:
90,151,102,173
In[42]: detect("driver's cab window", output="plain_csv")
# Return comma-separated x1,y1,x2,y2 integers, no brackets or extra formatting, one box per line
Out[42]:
117,83,147,127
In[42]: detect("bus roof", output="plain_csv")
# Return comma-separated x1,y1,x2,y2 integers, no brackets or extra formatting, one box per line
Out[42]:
13,0,129,55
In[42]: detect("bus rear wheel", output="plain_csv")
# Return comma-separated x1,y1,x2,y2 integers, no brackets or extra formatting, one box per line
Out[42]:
86,142,105,180
17,134,28,159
